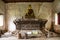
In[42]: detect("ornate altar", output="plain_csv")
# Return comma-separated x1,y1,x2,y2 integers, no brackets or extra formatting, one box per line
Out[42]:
14,19,47,30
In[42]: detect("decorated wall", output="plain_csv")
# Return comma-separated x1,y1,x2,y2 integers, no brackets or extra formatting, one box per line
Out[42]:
6,2,53,31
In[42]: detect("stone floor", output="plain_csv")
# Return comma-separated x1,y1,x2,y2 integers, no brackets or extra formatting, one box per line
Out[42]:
0,32,60,40
0,36,60,40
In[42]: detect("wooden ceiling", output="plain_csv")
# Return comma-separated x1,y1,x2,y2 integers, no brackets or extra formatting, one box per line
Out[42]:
2,0,54,3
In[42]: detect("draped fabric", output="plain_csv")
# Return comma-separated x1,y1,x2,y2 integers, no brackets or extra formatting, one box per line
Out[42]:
58,13,60,24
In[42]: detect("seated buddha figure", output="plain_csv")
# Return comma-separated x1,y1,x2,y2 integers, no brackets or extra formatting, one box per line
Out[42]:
25,5,35,19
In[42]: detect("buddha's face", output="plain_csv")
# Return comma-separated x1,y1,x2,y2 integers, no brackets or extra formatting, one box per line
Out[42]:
28,4,32,9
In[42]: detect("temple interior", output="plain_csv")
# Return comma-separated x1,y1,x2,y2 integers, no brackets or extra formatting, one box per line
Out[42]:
0,0,60,40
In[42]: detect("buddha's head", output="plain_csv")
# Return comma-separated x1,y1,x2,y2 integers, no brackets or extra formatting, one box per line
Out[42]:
28,4,32,9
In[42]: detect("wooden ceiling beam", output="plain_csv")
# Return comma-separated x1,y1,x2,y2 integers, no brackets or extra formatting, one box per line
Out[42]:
2,0,54,3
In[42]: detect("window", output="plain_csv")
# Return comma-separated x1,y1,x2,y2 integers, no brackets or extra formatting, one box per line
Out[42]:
55,13,58,25
0,15,4,26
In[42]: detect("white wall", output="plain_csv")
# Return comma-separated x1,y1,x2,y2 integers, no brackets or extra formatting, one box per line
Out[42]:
53,0,60,32
53,0,60,25
6,2,53,31
53,0,60,13
0,0,5,14
0,0,5,30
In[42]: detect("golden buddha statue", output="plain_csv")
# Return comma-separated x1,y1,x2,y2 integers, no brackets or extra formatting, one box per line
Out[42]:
25,4,35,18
